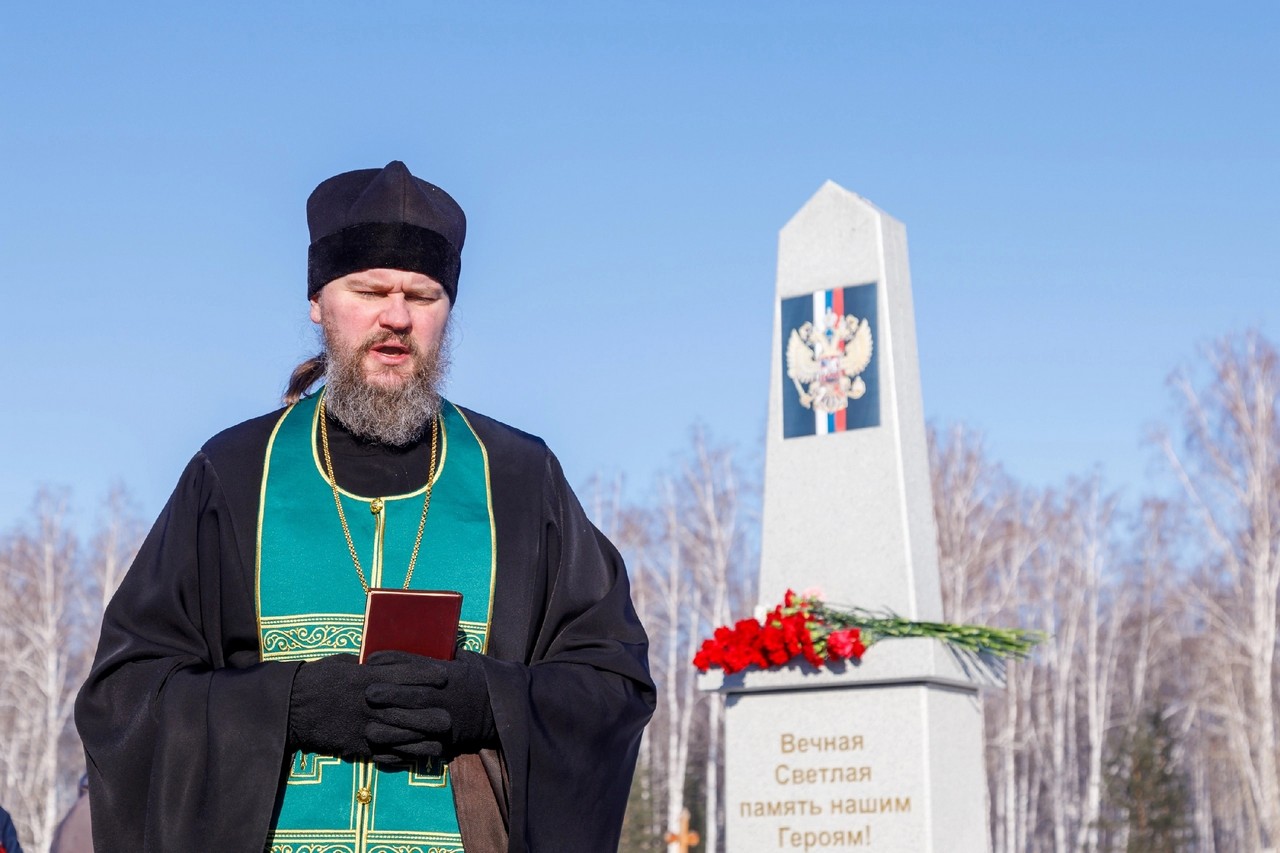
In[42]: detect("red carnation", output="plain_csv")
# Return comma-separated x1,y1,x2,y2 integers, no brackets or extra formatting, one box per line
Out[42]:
826,627,866,661
760,623,791,665
798,628,823,667
780,613,810,655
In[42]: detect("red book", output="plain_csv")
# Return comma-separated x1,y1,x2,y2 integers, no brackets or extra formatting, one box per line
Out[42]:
359,589,463,663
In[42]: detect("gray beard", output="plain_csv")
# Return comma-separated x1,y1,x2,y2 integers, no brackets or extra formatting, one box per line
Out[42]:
321,323,451,447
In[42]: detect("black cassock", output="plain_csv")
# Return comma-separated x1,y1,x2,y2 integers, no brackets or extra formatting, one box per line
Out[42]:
76,405,654,853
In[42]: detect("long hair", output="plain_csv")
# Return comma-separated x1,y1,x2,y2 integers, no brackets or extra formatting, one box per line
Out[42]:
283,352,326,404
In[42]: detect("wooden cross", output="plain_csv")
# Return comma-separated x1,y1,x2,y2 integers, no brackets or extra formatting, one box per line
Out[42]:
663,808,700,852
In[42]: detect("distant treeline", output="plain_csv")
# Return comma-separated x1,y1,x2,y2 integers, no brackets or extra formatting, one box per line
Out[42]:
616,330,1280,853
3,330,1278,853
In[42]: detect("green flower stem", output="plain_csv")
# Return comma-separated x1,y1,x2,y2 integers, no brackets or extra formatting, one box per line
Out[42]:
810,602,1044,660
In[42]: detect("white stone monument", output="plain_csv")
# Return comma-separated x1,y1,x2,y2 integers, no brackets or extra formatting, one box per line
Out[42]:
700,182,991,852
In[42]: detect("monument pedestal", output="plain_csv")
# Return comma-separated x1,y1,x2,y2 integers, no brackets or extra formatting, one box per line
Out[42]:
701,641,991,852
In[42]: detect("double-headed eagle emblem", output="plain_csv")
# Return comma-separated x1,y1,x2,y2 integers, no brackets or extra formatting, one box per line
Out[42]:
786,309,874,413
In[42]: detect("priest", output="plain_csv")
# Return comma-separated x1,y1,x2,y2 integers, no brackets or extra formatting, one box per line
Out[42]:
76,161,654,853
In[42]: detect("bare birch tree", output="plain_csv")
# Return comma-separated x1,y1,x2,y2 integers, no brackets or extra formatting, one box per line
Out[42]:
0,485,145,853
0,490,84,853
930,424,1045,850
87,482,142,617
654,474,703,853
680,430,755,853
931,428,1167,852
607,431,756,853
1162,331,1280,849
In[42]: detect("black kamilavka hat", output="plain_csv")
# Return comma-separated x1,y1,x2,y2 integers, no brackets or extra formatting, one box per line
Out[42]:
307,161,466,301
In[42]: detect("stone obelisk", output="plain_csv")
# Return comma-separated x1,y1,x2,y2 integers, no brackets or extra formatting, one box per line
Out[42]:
701,182,991,852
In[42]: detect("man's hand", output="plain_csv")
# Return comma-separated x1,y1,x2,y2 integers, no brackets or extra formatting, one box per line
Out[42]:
363,649,497,763
287,653,384,762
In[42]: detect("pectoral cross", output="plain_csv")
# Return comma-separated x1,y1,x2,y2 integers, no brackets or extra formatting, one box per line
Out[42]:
664,808,700,852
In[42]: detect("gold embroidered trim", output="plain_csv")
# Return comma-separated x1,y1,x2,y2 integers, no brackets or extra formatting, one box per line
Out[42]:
287,752,345,785
267,829,465,853
260,614,365,660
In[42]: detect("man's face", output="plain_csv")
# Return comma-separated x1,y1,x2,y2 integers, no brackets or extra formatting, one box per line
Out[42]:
310,268,451,389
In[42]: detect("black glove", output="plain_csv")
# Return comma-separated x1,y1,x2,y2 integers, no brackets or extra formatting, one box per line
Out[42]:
287,654,383,762
363,649,497,763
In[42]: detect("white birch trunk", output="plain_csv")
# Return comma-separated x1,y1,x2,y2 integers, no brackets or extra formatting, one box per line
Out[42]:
1,491,83,853
657,478,700,853
1163,333,1280,848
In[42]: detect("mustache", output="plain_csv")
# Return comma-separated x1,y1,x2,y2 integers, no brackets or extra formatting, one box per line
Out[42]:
360,330,421,355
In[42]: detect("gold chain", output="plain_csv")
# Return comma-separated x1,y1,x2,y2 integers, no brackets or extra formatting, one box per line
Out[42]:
318,390,439,594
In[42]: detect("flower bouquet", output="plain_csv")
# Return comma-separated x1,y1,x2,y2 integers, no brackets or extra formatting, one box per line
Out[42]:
693,589,1043,675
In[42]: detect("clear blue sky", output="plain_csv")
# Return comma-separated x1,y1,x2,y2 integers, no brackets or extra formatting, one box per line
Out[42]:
2,2,1277,529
